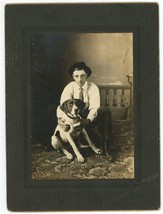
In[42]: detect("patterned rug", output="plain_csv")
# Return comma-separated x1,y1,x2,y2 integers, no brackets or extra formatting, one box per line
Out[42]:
32,121,134,179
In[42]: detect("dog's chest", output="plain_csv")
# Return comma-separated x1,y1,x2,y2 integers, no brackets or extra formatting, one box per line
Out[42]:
55,114,81,141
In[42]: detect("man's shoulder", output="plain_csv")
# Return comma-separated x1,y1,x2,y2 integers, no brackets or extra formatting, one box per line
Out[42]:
64,81,75,88
87,81,99,89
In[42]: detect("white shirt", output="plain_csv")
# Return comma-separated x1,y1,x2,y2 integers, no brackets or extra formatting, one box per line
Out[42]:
57,81,100,121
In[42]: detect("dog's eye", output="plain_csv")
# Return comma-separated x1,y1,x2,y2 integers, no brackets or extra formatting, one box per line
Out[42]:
68,103,73,108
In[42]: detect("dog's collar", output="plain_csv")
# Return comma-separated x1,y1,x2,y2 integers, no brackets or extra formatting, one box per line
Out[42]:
67,113,80,120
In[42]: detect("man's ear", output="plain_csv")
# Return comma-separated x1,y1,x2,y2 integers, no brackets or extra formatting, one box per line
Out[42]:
60,100,68,113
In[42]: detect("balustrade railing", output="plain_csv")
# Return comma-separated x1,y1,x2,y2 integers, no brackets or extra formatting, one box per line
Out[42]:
98,76,133,120
98,84,131,108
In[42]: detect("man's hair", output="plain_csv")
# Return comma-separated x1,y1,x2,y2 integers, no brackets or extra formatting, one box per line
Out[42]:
68,62,92,77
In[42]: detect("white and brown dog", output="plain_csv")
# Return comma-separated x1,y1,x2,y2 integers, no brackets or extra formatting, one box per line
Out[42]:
51,99,102,162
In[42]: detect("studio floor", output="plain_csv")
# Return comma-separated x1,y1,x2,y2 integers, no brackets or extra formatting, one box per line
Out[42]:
32,121,134,180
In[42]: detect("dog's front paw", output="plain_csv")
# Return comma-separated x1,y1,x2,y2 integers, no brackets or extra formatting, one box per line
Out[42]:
94,148,103,155
77,154,85,163
66,153,73,160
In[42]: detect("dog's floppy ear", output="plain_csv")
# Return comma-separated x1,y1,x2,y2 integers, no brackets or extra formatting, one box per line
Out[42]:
60,100,69,113
74,99,86,111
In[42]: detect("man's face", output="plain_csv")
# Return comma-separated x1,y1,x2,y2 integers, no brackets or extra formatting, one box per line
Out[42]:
72,69,87,87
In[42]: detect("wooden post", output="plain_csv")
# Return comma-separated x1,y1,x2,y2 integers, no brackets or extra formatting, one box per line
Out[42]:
126,75,133,120
127,75,133,107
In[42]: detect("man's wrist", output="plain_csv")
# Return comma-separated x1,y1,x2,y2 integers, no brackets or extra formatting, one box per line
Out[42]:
85,119,91,127
75,119,91,129
86,119,91,123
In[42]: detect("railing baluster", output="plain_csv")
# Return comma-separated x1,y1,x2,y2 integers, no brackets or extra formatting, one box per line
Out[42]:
121,89,125,107
105,89,110,106
113,89,118,107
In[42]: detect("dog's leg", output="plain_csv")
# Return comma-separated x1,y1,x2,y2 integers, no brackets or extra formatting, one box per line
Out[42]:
65,133,85,162
62,148,73,160
51,135,73,160
82,129,102,155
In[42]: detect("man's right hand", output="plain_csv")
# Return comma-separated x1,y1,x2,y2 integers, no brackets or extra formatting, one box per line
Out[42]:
58,118,70,132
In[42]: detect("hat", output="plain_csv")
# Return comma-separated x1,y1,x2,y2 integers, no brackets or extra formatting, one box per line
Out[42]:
68,62,92,77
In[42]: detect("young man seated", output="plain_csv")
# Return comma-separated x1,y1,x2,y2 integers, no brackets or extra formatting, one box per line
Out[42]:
55,62,112,154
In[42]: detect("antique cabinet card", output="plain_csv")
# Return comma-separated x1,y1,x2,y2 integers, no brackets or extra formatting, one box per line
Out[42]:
5,3,159,211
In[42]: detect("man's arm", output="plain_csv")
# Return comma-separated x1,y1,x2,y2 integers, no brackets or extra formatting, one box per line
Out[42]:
87,83,100,122
56,83,74,131
57,82,73,119
56,106,70,132
60,82,73,104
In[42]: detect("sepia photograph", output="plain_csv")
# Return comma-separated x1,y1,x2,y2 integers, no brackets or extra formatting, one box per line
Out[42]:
30,32,134,180
5,2,159,211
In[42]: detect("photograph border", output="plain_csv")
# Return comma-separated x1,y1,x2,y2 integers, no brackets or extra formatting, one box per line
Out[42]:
5,3,159,211
25,27,136,184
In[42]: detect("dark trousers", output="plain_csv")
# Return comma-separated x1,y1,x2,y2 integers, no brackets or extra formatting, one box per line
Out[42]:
81,107,112,154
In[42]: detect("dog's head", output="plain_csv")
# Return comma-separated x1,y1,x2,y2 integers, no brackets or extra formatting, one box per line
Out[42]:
60,99,86,118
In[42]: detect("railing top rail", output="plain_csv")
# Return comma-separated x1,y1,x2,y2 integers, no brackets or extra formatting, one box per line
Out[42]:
98,84,130,89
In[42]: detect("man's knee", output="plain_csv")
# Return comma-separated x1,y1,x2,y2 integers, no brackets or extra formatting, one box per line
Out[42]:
98,107,112,119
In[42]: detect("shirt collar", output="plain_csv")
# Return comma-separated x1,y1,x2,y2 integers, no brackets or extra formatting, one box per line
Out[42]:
74,81,88,90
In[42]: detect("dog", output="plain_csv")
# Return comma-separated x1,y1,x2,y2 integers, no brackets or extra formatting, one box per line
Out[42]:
51,99,102,162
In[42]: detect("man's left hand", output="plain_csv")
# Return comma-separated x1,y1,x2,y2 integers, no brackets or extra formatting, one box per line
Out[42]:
74,119,91,130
